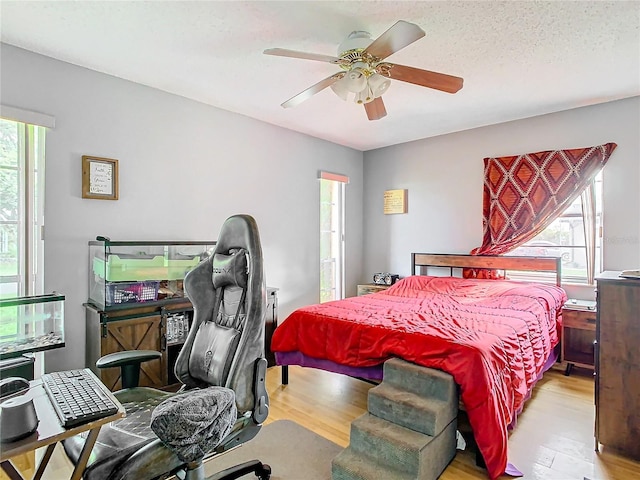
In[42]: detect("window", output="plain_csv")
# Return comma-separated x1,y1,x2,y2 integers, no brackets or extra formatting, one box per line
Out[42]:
0,118,46,299
319,171,348,303
509,172,603,284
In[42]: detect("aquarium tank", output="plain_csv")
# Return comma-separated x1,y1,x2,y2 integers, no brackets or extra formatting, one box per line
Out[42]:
0,293,65,359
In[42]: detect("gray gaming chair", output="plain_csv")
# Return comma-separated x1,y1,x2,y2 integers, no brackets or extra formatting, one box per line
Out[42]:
63,214,271,480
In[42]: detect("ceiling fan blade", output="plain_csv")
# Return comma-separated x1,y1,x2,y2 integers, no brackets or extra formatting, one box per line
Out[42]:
264,48,344,65
364,97,387,121
281,73,345,108
377,63,463,94
363,20,425,61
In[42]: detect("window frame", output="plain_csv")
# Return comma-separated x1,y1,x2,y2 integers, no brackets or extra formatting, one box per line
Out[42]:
0,118,46,299
319,171,348,303
507,173,603,285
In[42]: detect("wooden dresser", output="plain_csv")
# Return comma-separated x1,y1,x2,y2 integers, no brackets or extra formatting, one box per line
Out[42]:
594,271,640,459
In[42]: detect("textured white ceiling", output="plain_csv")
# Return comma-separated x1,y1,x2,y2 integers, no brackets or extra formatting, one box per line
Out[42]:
1,1,639,151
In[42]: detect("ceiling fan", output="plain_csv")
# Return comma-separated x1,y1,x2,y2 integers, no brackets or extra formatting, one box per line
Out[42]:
264,20,464,121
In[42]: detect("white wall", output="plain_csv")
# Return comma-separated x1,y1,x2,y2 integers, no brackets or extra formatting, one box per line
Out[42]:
3,41,637,372
363,97,640,300
0,44,364,372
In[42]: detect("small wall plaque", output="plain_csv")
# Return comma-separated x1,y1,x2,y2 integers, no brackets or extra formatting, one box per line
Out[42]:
383,189,407,214
82,156,119,200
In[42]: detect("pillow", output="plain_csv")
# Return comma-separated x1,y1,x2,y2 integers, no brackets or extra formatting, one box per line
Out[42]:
462,268,507,280
150,386,237,463
212,248,248,289
188,321,241,385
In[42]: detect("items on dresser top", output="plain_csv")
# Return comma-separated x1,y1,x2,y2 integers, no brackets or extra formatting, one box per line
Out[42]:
564,298,596,310
619,269,640,278
372,272,400,286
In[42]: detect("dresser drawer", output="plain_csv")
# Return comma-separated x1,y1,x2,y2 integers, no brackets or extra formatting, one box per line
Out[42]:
562,309,597,331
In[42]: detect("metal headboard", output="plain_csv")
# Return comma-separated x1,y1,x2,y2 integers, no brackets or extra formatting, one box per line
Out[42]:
411,253,562,287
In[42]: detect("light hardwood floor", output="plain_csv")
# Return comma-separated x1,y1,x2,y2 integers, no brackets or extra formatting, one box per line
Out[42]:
3,364,639,480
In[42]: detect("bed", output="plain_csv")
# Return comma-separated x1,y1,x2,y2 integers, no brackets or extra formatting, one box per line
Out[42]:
270,254,567,480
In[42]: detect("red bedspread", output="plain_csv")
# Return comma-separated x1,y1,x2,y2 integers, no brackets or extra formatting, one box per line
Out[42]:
271,275,567,479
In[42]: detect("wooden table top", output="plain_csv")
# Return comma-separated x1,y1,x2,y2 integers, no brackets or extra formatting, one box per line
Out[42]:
0,378,125,461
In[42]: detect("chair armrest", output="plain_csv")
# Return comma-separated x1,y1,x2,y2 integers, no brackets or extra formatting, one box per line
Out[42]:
96,350,162,369
96,350,162,389
252,358,268,424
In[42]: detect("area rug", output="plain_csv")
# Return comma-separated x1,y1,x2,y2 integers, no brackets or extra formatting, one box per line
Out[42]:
203,419,344,479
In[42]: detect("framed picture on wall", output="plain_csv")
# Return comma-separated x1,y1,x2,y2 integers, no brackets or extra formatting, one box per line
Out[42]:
82,156,119,200
383,189,407,214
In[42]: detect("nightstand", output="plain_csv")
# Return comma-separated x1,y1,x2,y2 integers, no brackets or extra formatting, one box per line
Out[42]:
562,300,597,376
357,284,390,296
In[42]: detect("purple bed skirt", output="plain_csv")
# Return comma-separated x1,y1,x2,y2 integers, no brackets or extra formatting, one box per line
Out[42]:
275,347,559,427
276,351,384,381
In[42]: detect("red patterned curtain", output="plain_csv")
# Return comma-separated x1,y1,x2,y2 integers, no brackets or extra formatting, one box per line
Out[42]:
471,143,617,256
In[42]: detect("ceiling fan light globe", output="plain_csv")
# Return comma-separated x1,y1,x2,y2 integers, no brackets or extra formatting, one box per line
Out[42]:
331,78,350,101
368,73,391,98
347,70,361,81
346,70,367,93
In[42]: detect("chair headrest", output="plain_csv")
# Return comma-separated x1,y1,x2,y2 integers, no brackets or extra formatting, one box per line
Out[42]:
212,248,248,289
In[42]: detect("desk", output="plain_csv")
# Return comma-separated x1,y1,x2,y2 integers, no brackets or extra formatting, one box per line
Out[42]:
0,376,124,480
